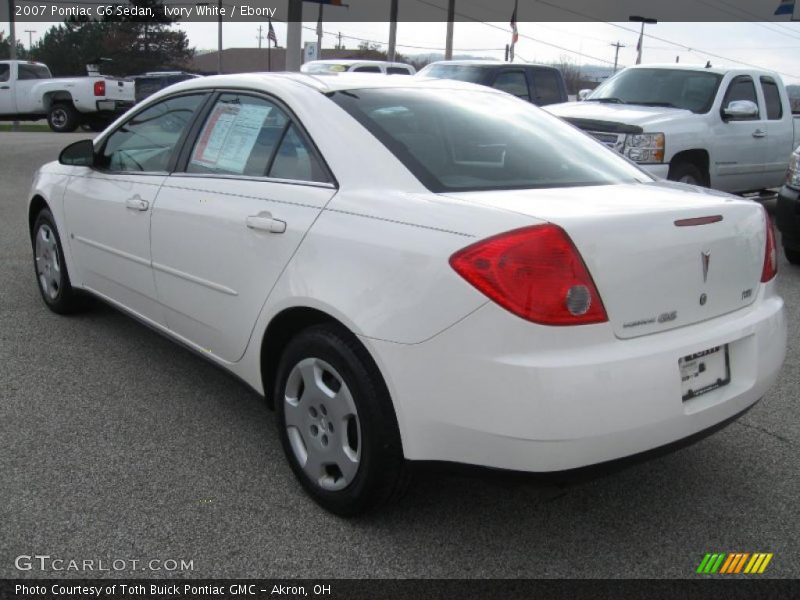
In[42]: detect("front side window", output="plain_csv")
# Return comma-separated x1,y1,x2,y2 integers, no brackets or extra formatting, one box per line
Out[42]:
18,63,51,80
0,64,9,82
188,93,328,183
723,75,759,119
588,68,722,113
760,77,783,120
492,71,530,101
99,94,206,172
330,88,649,193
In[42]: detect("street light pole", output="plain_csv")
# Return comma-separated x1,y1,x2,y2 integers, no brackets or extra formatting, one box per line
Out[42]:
217,0,223,74
629,15,657,65
387,0,398,62
7,0,19,130
445,0,455,60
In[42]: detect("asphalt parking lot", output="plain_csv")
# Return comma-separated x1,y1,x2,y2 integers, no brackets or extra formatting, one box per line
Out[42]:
1,131,799,579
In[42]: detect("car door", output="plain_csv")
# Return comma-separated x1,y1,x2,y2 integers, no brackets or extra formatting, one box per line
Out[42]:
62,92,209,324
760,75,794,187
150,92,336,362
0,64,14,114
710,74,767,192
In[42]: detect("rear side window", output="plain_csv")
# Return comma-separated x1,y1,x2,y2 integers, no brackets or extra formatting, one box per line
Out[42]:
353,66,382,73
723,76,759,119
760,77,783,120
492,71,530,101
0,64,8,82
18,63,51,80
188,93,328,183
387,67,412,75
100,94,206,172
530,69,563,105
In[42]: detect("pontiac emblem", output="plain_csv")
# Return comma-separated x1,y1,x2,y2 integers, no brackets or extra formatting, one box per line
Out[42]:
701,251,711,283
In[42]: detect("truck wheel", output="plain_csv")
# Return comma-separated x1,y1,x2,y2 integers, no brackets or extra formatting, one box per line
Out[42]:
47,103,79,133
784,246,800,265
668,162,706,187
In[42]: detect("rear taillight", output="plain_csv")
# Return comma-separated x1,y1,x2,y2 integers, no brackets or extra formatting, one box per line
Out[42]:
93,80,105,97
449,224,608,326
761,211,778,283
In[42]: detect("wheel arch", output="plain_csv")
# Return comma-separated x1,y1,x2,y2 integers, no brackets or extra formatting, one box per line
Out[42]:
28,195,50,238
669,149,710,185
42,91,75,112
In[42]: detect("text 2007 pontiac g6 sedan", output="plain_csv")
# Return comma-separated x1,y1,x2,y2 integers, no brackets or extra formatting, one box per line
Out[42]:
29,74,786,515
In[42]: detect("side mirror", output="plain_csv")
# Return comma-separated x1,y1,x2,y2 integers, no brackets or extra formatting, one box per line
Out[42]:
577,89,592,101
59,139,95,166
722,100,759,121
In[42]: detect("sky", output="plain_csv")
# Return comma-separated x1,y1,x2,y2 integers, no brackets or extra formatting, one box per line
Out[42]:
6,20,800,84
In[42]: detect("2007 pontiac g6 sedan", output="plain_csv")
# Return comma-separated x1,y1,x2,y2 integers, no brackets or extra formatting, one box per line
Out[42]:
29,73,787,515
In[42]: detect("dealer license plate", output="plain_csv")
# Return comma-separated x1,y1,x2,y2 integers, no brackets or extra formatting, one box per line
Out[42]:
679,345,730,401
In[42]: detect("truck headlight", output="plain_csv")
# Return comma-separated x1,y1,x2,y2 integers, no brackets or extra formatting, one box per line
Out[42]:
623,133,665,164
787,151,800,190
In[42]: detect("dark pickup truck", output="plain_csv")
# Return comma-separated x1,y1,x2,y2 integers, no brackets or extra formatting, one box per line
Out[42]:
416,60,568,106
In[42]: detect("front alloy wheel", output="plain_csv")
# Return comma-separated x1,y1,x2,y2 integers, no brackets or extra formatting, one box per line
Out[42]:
35,223,62,302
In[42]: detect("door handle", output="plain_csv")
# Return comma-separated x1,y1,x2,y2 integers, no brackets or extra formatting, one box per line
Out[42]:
752,129,767,138
125,196,149,211
0,85,9,90
246,211,286,234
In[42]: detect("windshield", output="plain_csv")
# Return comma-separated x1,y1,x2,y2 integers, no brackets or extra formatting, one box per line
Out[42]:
418,65,486,84
588,68,722,113
330,88,650,193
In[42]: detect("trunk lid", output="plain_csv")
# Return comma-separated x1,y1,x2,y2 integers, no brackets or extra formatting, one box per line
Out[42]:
101,77,135,102
445,182,766,338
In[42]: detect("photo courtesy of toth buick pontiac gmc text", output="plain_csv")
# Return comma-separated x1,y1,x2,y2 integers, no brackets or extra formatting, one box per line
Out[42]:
27,73,787,515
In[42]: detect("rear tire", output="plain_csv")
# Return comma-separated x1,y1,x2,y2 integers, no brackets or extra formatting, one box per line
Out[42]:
668,161,706,187
784,246,800,265
47,103,79,133
274,324,409,516
32,209,86,314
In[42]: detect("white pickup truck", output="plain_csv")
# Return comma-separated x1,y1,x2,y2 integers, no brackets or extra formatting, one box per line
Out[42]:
546,64,800,194
0,60,135,132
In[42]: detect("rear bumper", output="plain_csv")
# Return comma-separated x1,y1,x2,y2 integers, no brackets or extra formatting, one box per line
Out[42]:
95,99,134,114
776,184,800,250
365,284,786,472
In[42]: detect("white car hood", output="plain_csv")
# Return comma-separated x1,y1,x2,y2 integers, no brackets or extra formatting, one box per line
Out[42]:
545,101,692,130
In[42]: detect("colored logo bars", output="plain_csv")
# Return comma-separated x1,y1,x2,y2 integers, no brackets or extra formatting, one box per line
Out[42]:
697,552,773,574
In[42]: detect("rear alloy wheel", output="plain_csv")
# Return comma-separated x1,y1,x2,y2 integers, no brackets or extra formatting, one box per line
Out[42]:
784,246,800,265
275,324,408,516
32,209,85,314
47,103,79,133
669,162,706,187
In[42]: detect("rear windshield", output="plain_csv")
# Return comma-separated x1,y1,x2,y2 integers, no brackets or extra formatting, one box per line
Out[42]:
329,88,650,193
304,63,349,73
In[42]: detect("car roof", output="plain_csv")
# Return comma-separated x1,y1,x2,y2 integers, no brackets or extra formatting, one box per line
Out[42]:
159,71,503,96
423,60,559,70
304,59,412,67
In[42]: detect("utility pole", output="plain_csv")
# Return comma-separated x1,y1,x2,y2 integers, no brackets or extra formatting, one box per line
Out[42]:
257,25,263,49
24,29,35,50
316,3,323,59
216,0,223,74
610,41,625,73
445,0,455,60
388,0,398,62
286,0,302,71
8,0,19,130
337,31,343,50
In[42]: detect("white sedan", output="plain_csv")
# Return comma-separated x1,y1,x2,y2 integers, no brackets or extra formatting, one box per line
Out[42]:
29,73,787,515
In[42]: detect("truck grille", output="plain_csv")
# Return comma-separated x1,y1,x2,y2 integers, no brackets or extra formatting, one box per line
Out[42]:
587,131,625,153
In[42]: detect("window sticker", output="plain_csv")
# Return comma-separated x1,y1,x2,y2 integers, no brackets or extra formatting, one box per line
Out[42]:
191,102,272,174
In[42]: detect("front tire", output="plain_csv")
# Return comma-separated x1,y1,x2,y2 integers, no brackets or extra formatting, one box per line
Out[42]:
47,103,79,133
668,161,706,187
784,246,800,265
32,209,85,314
274,324,408,516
